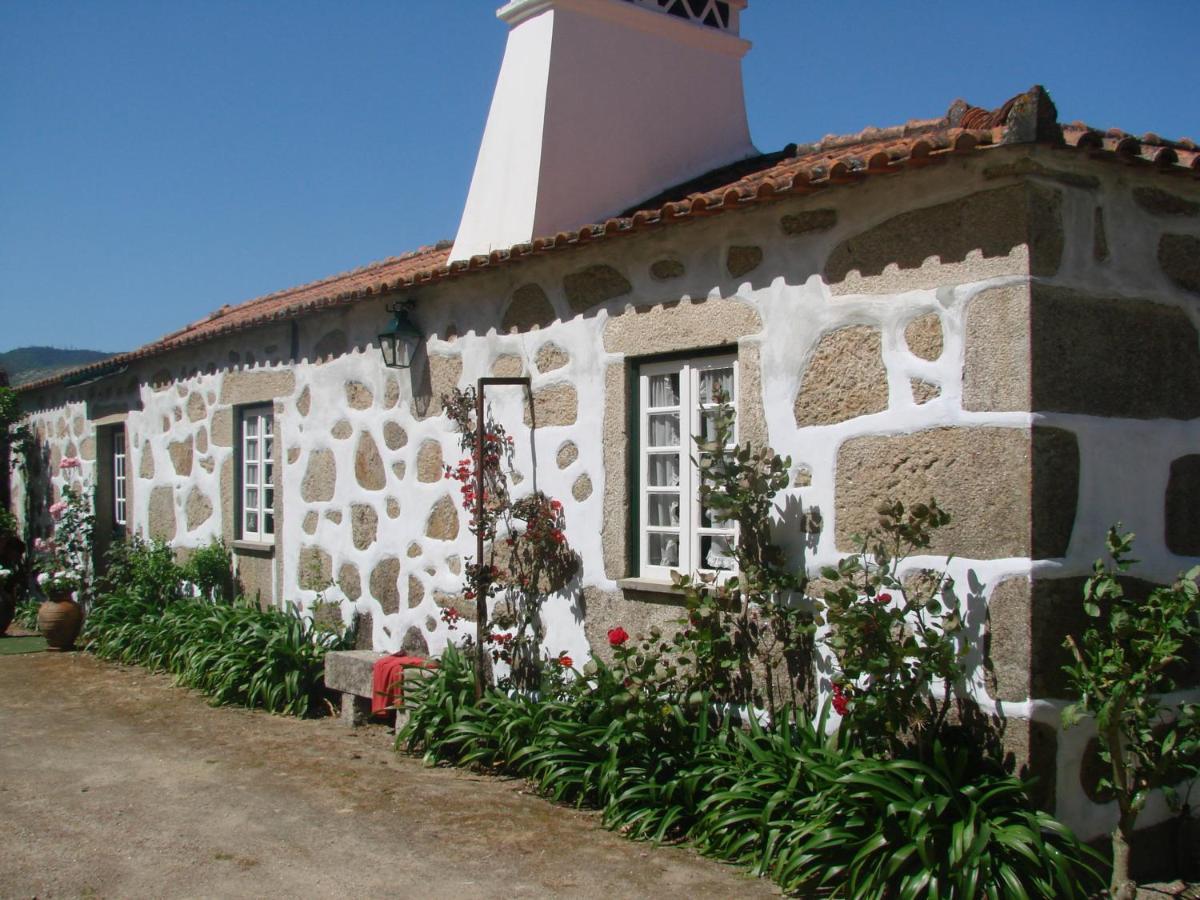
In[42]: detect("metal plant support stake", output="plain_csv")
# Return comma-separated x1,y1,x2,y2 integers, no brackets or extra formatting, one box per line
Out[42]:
474,376,531,700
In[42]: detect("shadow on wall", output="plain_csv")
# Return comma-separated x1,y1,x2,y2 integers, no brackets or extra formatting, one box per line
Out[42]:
409,342,436,420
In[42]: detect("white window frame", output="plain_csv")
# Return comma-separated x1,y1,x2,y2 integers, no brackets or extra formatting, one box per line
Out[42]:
637,353,737,581
112,427,127,529
238,405,275,543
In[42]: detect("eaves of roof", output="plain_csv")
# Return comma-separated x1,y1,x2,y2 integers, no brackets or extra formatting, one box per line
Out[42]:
20,86,1198,394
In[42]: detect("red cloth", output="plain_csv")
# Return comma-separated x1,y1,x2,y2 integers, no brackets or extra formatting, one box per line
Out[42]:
371,654,434,716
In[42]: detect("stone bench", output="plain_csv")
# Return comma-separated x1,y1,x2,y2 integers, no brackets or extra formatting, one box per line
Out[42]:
324,650,434,729
324,650,381,726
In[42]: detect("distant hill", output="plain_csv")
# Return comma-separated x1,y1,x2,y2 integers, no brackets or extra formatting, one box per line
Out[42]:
0,346,117,387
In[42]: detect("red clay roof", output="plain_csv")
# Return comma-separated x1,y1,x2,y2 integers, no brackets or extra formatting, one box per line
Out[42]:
22,86,1198,393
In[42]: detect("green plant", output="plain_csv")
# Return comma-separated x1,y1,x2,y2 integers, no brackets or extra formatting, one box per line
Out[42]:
769,743,1104,898
85,539,352,716
399,648,1102,897
86,591,350,716
13,595,40,630
819,499,966,759
0,387,18,430
95,536,184,608
181,537,233,602
1062,527,1200,898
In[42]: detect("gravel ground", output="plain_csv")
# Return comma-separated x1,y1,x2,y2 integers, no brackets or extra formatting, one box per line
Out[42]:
0,650,777,899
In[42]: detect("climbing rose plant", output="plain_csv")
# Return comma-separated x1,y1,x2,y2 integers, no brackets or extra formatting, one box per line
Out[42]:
443,387,579,692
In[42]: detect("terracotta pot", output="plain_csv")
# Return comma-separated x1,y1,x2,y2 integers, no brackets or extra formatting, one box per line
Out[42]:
38,594,83,651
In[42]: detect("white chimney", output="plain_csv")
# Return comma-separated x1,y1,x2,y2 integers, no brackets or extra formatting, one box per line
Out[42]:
451,0,756,263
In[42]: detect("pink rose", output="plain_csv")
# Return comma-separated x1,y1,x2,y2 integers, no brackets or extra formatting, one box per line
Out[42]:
49,501,68,521
59,457,81,470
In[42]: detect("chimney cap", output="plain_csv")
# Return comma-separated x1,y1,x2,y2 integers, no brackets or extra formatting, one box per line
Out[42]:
500,0,746,35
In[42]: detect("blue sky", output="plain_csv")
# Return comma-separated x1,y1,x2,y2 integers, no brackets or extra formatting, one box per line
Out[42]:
2,1,1197,354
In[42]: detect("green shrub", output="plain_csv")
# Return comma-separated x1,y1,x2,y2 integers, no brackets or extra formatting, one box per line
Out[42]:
95,536,185,608
181,537,234,602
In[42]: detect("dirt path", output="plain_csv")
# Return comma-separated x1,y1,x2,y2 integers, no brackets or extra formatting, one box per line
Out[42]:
0,651,777,899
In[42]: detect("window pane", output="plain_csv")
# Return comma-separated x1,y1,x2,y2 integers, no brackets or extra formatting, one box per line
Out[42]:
699,367,734,405
245,440,258,462
700,495,732,529
262,416,273,436
648,413,680,448
647,453,680,487
648,533,680,567
701,535,736,571
648,494,680,527
648,373,680,408
246,488,258,509
264,488,274,509
264,438,274,459
700,410,727,443
245,511,258,533
264,513,274,535
246,464,258,487
245,417,258,437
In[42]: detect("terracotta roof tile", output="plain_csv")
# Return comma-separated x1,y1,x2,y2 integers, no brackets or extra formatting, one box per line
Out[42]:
23,86,1198,393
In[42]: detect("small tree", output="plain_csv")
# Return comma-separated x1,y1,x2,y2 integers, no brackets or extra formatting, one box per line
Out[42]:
670,398,816,718
1062,527,1200,899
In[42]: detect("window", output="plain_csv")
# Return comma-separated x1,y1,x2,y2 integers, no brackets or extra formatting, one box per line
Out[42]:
112,427,127,529
239,405,275,543
637,353,737,580
94,422,129,560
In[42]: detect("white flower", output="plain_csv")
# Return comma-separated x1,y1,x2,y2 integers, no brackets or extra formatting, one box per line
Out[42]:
0,566,11,579
36,572,49,586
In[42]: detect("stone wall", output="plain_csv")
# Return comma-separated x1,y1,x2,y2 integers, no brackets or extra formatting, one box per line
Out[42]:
11,144,1200,842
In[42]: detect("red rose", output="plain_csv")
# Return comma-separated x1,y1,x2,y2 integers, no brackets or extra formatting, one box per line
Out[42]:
607,626,630,647
876,592,892,604
558,654,573,668
831,684,850,716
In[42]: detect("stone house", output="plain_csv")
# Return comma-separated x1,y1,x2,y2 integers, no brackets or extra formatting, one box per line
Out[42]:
9,0,1200,846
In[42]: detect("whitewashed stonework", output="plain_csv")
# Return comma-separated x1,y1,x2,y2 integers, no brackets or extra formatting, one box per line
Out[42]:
12,128,1200,849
